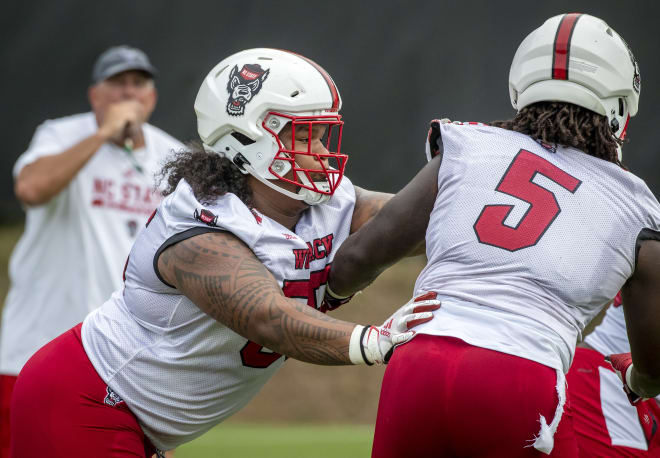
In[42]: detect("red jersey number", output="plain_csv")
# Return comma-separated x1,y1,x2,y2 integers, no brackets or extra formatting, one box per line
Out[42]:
473,149,581,251
240,266,332,369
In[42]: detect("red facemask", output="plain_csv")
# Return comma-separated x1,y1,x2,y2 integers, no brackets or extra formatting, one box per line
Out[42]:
263,112,347,196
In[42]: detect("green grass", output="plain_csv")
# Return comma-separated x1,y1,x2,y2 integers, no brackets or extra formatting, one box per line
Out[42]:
176,423,374,458
0,224,22,306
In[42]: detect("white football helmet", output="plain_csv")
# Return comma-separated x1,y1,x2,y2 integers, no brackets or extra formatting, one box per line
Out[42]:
195,48,347,205
509,14,640,141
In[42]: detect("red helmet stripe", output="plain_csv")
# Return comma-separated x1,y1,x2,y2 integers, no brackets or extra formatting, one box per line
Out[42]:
619,114,631,140
282,50,340,112
552,13,583,80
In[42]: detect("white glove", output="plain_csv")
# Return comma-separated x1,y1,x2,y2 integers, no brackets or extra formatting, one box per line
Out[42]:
349,293,441,365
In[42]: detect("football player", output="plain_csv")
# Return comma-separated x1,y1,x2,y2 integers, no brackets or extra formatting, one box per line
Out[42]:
328,14,660,457
9,49,438,457
567,294,660,456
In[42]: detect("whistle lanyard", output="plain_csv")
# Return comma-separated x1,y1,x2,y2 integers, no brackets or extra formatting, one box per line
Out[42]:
123,139,145,175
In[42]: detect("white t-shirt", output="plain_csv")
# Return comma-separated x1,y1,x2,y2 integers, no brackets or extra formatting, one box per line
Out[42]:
0,112,183,375
81,177,356,450
412,121,660,373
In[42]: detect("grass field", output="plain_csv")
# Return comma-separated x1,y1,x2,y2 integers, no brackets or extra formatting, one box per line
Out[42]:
176,423,374,458
0,224,21,302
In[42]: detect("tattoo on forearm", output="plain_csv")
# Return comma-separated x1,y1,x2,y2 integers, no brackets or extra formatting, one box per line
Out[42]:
160,233,352,365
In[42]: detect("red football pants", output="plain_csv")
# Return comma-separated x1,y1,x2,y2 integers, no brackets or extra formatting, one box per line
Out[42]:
372,335,579,457
0,374,17,458
10,324,157,458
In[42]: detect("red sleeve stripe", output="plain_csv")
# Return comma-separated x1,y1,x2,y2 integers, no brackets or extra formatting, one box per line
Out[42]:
552,13,583,80
282,50,340,112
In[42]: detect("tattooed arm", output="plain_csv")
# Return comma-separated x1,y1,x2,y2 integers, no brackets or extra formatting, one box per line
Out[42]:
157,231,357,365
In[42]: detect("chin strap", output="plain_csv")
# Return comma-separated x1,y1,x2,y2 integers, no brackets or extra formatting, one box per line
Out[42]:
296,170,332,205
242,162,331,206
204,143,332,206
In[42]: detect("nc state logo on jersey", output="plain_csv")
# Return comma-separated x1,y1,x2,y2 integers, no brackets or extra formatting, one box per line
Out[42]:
194,208,218,226
103,386,124,407
226,63,270,116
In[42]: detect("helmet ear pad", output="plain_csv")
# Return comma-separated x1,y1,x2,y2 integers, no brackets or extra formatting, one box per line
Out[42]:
213,118,292,180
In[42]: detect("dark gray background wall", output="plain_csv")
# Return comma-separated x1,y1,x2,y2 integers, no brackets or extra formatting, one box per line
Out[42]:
2,0,659,220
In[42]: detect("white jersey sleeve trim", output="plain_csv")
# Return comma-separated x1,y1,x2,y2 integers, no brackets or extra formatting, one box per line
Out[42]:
635,228,660,266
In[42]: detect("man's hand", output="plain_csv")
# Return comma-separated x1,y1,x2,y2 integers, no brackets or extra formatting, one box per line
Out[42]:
97,100,145,145
606,352,647,405
349,293,441,365
15,102,146,206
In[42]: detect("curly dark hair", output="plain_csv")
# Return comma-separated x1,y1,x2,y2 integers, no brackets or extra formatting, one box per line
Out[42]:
491,102,624,167
158,141,253,206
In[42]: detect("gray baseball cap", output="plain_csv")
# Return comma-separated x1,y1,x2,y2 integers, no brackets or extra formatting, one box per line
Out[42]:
91,45,158,84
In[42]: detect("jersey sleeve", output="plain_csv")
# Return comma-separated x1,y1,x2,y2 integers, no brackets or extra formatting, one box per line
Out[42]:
633,181,660,266
425,119,452,162
13,120,66,178
638,182,660,232
162,180,265,249
425,120,442,162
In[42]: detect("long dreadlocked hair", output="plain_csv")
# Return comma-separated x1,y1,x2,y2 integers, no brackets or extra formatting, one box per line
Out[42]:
491,102,624,167
158,141,253,207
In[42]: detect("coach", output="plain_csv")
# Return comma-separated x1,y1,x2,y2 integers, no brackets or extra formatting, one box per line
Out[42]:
0,45,182,458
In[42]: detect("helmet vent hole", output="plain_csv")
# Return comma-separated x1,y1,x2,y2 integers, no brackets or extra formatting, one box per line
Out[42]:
618,98,624,116
231,132,256,146
290,91,300,98
258,57,273,60
606,28,613,37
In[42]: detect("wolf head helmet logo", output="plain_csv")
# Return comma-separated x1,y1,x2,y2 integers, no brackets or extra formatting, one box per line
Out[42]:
226,63,270,116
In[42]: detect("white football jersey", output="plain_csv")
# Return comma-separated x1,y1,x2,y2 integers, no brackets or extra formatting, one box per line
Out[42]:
413,121,660,372
82,177,355,450
0,112,183,375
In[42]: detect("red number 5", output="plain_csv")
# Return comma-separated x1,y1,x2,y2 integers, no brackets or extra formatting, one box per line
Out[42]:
240,266,331,368
473,149,581,251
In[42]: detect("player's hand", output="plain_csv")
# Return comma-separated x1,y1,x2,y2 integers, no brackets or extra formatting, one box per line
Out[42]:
97,100,144,144
349,293,441,365
605,352,647,405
